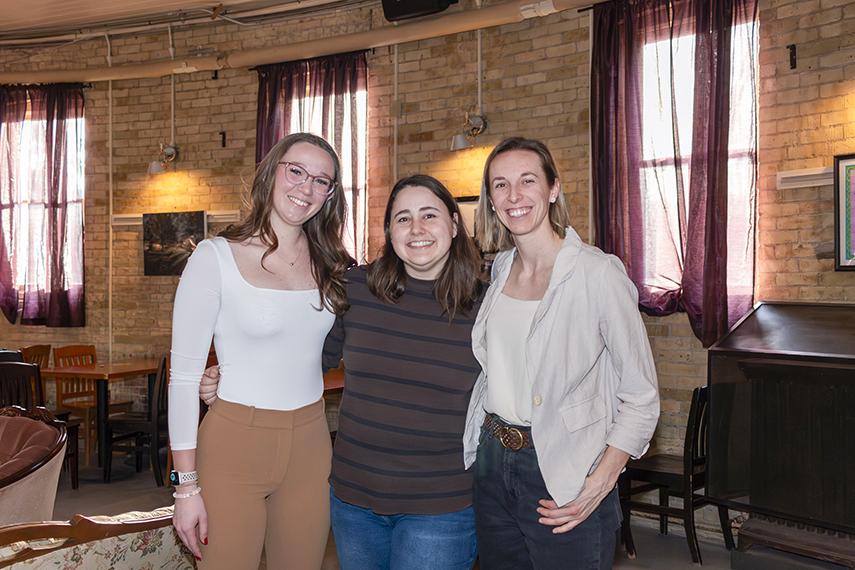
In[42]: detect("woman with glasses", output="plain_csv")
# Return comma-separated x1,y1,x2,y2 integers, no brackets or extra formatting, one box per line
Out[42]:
169,132,353,569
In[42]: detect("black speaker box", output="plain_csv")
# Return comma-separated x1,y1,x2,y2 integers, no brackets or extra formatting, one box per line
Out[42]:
381,0,459,22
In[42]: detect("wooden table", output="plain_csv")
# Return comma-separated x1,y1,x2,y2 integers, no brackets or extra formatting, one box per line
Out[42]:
323,367,344,394
41,358,160,478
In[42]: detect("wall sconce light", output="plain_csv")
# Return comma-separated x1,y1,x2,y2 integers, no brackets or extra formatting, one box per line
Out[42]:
451,23,487,152
148,143,179,174
450,113,488,151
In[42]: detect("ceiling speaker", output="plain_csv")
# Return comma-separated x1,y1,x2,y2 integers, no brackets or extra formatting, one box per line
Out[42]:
381,0,459,22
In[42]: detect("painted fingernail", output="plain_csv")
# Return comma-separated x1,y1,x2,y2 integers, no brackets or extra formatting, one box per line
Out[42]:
203,537,208,545
195,556,202,561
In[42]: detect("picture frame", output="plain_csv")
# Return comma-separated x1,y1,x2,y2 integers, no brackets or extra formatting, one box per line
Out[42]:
142,211,207,276
834,153,855,271
455,196,479,238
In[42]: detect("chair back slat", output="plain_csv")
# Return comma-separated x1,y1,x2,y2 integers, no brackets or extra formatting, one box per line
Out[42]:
683,385,710,471
0,362,43,409
52,346,97,408
150,356,169,421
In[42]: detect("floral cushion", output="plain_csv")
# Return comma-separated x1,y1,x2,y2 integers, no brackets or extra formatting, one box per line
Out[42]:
2,507,195,569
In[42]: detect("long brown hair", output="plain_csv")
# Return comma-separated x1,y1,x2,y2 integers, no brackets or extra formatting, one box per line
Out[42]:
476,137,571,252
367,174,482,320
220,133,353,314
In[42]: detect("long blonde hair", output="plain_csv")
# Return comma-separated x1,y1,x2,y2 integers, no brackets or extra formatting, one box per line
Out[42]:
476,137,570,252
220,133,354,313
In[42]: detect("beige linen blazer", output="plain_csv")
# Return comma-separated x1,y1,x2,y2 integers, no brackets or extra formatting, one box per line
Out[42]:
463,226,660,506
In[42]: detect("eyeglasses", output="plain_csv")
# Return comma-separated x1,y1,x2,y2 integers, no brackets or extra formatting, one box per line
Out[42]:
278,162,337,196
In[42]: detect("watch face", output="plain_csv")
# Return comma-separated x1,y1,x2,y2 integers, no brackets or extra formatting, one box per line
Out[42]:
169,471,179,485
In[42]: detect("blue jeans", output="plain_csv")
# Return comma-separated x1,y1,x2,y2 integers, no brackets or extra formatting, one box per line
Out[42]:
474,424,622,569
330,490,478,570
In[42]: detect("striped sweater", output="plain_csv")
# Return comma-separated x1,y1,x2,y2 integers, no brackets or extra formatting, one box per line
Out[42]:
323,266,483,515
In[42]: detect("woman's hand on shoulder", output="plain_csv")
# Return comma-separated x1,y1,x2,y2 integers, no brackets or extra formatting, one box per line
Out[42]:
199,365,220,405
173,491,207,561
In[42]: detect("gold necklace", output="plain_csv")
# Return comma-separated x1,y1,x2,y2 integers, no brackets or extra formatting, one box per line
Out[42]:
285,240,304,268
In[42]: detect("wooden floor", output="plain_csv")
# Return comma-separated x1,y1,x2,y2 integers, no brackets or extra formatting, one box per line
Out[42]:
53,463,732,569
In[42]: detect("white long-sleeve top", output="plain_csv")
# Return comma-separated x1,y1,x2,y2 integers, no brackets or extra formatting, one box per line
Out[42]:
168,237,335,451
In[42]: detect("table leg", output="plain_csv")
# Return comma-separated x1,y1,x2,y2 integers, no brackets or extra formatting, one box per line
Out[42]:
97,379,108,480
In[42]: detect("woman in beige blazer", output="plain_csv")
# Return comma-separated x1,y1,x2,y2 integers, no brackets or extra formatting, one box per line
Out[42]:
463,137,660,569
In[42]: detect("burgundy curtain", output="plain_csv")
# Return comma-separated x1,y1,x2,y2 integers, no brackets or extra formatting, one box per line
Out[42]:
256,51,368,261
591,0,758,346
0,83,86,326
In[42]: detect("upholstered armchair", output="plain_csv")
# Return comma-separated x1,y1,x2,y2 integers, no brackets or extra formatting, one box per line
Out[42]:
0,407,67,527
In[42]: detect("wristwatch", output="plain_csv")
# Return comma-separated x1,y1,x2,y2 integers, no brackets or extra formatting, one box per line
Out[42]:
169,470,199,486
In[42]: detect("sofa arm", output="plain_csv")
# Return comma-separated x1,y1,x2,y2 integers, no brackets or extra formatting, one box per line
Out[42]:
0,506,194,569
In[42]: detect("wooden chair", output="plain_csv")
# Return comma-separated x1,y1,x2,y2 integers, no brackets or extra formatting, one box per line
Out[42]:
0,361,42,411
619,385,735,565
0,361,79,490
21,344,51,405
21,344,51,368
104,355,169,486
52,345,131,466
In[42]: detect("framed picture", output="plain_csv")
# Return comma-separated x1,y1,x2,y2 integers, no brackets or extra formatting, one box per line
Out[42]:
143,211,207,276
834,153,855,271
455,196,479,238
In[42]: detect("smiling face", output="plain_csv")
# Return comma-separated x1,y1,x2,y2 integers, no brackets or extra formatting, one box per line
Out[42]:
270,141,336,230
487,149,560,241
388,185,458,280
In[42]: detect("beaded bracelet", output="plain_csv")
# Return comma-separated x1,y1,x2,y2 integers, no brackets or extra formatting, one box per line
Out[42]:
172,486,202,499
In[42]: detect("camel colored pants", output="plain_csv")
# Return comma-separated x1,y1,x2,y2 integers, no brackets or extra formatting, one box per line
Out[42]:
196,397,331,569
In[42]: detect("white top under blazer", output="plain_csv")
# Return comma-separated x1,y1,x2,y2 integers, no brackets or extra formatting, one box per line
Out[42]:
168,237,335,451
485,292,539,426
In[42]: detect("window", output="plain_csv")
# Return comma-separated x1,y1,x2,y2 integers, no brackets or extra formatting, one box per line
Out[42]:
591,0,759,345
0,84,86,326
639,22,757,302
256,52,369,261
288,82,368,260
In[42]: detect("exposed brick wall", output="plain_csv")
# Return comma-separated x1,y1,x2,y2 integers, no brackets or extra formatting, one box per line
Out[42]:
756,0,855,303
0,0,852,534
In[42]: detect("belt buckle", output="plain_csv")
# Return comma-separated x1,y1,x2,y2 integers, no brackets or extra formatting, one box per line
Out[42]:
499,426,524,451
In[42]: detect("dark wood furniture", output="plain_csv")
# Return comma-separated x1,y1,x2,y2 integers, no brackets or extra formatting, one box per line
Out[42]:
619,385,734,564
0,362,43,414
104,356,169,486
0,350,23,362
708,302,855,565
41,357,160,480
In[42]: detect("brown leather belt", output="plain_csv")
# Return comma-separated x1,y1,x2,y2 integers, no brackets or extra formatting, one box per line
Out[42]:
483,414,533,451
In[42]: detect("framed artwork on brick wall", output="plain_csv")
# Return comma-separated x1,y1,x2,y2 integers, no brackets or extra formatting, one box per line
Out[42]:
142,211,206,276
834,153,855,271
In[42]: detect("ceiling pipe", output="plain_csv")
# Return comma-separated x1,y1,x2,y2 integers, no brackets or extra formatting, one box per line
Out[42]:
0,0,586,84
0,0,355,47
